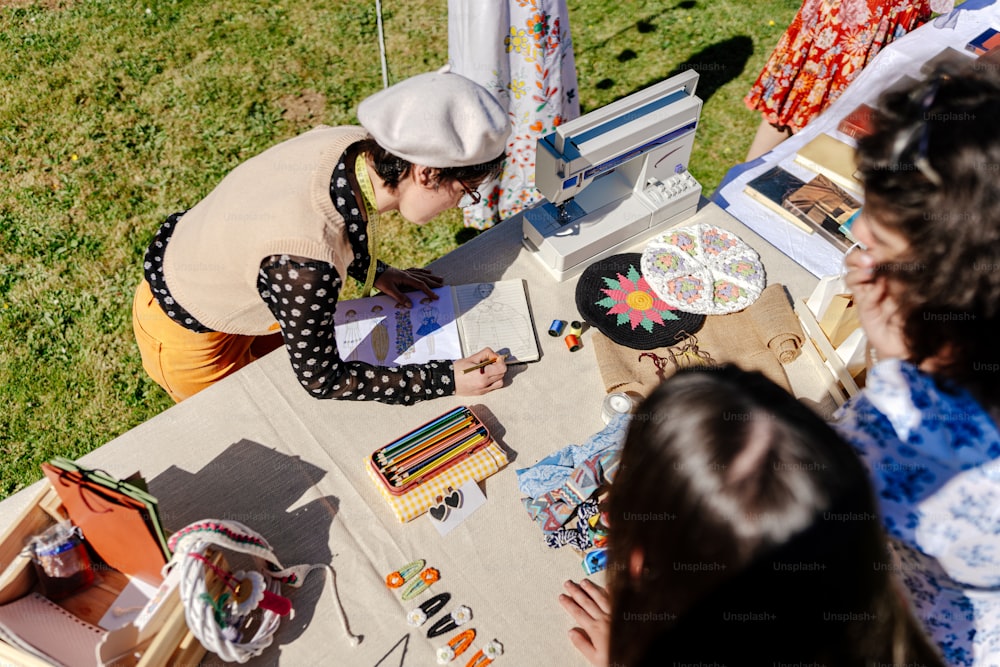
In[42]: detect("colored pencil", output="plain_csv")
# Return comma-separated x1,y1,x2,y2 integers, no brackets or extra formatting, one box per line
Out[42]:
391,435,487,488
376,416,476,465
385,424,481,472
461,353,509,374
389,428,485,477
376,407,469,459
390,430,487,485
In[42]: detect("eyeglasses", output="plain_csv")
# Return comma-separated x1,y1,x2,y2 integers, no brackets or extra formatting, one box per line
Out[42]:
888,76,946,187
457,181,482,208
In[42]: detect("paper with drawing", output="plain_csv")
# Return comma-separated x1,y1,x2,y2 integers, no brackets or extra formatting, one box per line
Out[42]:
453,280,538,362
334,280,538,366
334,287,462,366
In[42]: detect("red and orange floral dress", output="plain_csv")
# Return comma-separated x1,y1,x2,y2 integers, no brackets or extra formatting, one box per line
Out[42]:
745,0,932,133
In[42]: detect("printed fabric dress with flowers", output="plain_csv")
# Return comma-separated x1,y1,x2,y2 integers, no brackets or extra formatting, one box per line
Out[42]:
745,0,932,132
448,0,580,229
835,360,1000,666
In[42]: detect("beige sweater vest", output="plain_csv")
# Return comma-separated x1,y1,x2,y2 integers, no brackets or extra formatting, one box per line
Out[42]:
162,126,369,335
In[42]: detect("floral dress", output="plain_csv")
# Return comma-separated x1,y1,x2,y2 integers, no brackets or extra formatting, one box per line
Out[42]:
448,0,580,229
744,0,931,132
834,359,1000,666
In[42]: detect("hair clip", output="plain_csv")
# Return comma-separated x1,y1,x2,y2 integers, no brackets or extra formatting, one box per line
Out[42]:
429,487,464,522
401,567,440,601
386,559,425,589
436,628,476,664
465,639,503,666
407,592,451,627
427,605,472,638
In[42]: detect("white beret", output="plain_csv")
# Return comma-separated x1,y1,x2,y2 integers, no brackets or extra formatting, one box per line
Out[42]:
357,68,510,168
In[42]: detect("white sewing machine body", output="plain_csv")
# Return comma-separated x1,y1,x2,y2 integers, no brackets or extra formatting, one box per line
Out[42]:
521,70,704,281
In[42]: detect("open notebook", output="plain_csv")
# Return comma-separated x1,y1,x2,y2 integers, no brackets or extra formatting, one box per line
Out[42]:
334,279,539,366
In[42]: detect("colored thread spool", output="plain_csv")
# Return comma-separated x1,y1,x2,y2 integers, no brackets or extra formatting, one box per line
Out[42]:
564,334,582,352
601,392,637,424
548,319,566,337
569,321,583,337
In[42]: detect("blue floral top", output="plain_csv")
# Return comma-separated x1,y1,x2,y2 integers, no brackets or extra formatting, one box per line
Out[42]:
834,359,1000,666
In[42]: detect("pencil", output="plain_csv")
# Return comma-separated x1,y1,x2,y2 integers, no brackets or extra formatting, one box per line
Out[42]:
391,431,488,486
376,407,469,459
382,419,477,468
388,430,484,478
462,353,509,374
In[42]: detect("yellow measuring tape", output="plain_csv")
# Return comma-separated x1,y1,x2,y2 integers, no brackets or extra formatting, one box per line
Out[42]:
354,153,380,297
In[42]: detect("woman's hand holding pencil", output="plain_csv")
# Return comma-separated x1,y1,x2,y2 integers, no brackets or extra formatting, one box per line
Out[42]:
455,347,508,396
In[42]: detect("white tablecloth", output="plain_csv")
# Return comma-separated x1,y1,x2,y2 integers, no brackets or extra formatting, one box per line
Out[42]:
0,202,824,666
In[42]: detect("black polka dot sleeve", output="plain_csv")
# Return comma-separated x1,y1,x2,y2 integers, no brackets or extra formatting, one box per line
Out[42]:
257,254,455,403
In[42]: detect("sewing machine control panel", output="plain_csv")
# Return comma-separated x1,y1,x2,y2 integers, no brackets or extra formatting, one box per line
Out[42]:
642,171,700,206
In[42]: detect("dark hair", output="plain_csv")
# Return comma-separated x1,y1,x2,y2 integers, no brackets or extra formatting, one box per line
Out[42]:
606,366,942,666
855,61,1000,411
356,138,505,190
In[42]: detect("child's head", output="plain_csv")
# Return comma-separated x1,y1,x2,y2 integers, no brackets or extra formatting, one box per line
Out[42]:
605,366,937,665
357,68,508,193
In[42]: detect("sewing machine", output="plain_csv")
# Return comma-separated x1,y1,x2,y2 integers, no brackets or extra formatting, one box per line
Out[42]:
522,69,704,281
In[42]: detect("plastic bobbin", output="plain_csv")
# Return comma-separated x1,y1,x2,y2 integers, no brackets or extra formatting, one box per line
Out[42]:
548,319,566,337
568,321,583,337
564,334,582,352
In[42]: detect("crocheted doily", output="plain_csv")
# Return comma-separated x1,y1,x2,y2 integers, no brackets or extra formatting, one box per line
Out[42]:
640,224,765,315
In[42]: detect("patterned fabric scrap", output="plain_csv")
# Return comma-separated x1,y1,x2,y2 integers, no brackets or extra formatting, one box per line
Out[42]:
517,415,628,550
516,413,629,498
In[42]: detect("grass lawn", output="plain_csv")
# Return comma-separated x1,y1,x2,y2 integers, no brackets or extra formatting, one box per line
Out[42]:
0,0,799,499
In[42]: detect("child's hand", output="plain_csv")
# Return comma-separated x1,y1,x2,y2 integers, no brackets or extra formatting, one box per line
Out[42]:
559,579,611,667
454,348,507,396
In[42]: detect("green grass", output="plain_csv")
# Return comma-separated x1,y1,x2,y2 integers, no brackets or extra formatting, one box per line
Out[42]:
0,0,798,499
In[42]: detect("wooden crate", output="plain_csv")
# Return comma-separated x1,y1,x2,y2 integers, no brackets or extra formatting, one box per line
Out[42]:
0,482,215,666
795,298,863,407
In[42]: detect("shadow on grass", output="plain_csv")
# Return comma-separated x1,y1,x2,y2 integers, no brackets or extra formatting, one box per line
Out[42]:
576,1,698,63
605,35,753,106
586,13,753,103
663,36,754,103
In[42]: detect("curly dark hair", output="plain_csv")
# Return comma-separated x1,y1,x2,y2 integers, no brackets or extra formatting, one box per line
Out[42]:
855,60,1000,410
355,138,505,191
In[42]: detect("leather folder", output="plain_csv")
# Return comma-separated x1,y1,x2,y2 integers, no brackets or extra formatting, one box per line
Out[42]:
41,460,169,585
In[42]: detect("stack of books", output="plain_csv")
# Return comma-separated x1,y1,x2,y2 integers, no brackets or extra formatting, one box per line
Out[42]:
744,162,860,252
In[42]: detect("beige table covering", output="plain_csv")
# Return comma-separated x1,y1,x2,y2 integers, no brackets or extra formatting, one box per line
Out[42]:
0,202,823,666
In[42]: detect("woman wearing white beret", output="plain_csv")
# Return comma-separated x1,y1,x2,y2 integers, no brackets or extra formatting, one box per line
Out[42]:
132,69,510,403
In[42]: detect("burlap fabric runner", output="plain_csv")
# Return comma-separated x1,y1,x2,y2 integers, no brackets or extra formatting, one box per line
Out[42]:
592,283,804,396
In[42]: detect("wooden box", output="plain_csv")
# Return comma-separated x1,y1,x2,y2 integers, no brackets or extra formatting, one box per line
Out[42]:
0,482,214,666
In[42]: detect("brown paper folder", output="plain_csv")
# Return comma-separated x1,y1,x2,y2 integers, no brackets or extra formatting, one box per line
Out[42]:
41,463,168,585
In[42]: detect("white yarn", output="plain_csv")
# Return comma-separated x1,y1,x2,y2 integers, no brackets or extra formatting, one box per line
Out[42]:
175,542,281,662
167,519,361,663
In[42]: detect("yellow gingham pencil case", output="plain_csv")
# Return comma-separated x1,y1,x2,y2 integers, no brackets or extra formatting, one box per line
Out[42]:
366,406,508,523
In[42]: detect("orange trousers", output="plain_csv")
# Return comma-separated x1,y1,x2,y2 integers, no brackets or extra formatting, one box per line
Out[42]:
131,280,282,402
